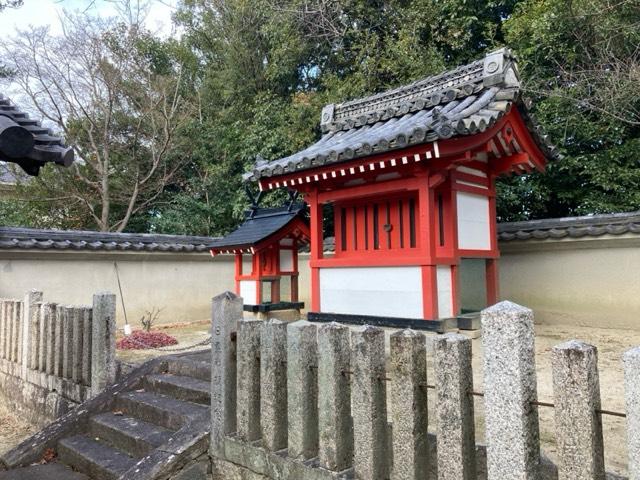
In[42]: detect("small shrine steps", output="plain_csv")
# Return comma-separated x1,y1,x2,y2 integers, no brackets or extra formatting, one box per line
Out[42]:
0,352,212,480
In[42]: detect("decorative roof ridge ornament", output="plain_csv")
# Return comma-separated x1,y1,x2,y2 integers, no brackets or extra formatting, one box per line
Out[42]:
0,93,74,176
319,48,516,134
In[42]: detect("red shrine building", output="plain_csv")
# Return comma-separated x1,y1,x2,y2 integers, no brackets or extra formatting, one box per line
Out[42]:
243,48,559,327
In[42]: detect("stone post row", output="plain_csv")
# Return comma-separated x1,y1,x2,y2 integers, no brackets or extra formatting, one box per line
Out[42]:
352,325,389,479
21,290,42,377
91,292,117,396
552,340,605,480
210,291,241,457
287,320,319,459
389,329,429,480
481,301,540,480
623,347,640,480
318,322,353,472
237,318,262,442
433,333,476,480
260,319,288,451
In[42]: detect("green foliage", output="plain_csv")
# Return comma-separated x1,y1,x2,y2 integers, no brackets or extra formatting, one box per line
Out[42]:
497,0,640,220
3,0,639,233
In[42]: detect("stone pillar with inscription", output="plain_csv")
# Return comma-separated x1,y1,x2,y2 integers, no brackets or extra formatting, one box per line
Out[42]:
210,292,242,458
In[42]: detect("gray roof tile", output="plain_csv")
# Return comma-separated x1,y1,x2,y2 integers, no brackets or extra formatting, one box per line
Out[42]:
246,48,560,182
498,211,640,242
0,227,219,253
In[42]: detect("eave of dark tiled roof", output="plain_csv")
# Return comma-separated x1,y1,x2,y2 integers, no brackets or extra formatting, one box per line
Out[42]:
208,204,308,250
246,47,560,182
0,227,220,253
0,94,74,176
498,211,640,242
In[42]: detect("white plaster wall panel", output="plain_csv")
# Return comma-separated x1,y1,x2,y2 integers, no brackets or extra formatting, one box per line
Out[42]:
239,280,258,305
437,265,454,319
280,249,294,272
456,166,488,178
457,192,491,250
319,267,423,318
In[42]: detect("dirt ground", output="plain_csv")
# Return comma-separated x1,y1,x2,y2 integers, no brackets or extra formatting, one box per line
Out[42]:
0,403,39,456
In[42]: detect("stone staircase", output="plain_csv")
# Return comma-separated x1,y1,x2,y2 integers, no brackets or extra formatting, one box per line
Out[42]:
0,352,212,480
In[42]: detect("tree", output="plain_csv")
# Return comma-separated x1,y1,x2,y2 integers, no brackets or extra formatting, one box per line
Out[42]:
0,11,194,231
497,0,640,220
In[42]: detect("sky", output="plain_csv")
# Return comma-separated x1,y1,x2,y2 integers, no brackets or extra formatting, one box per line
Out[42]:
0,0,178,37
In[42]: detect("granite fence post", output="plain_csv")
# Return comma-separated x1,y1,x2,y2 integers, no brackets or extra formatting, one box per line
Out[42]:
22,290,43,377
28,301,42,370
260,319,288,451
82,308,92,385
0,301,6,359
53,305,65,377
623,347,640,480
389,329,428,480
38,303,54,373
45,303,58,375
62,306,75,379
236,318,262,442
11,301,21,363
352,325,389,480
8,301,16,362
91,292,116,396
433,333,476,480
481,301,540,480
72,307,87,383
210,291,241,457
551,340,604,480
318,322,353,472
287,320,319,459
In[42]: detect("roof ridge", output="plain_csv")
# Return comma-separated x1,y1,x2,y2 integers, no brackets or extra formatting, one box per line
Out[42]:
319,48,517,133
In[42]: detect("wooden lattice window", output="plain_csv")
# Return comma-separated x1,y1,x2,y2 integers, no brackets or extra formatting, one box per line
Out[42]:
334,192,419,255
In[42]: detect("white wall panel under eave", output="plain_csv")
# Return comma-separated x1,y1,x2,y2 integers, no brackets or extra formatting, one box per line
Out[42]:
239,280,258,305
280,249,294,272
457,192,491,250
319,267,423,318
437,265,454,319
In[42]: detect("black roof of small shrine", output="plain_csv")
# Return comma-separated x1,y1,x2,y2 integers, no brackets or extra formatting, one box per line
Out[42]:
498,211,640,242
0,227,218,252
246,48,559,182
0,93,74,176
209,204,308,250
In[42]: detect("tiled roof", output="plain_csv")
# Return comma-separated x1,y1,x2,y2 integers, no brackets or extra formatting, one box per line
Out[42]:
498,211,640,242
209,204,308,250
0,94,74,176
0,227,219,253
246,48,559,182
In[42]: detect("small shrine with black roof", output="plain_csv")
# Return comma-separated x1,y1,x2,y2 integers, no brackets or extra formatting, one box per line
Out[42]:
209,194,310,313
242,48,558,329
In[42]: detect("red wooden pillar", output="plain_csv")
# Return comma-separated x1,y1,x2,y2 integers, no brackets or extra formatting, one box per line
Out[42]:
421,265,438,319
451,264,460,316
234,253,242,295
486,258,499,306
308,190,323,311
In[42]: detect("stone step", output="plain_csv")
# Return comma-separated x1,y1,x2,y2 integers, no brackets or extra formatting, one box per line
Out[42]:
0,463,89,480
144,373,211,404
165,356,211,382
58,435,136,480
116,391,209,431
89,412,175,458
